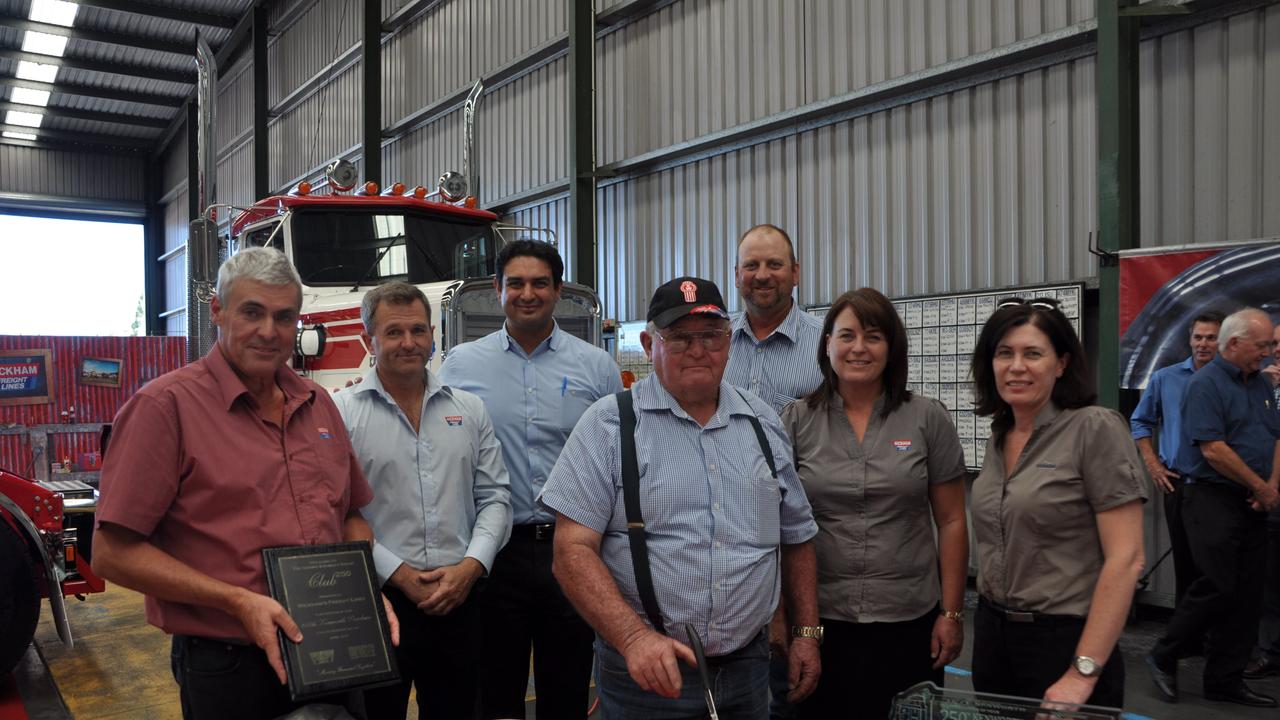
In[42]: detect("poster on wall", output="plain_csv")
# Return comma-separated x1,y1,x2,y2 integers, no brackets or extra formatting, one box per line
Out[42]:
0,349,53,406
1119,242,1280,390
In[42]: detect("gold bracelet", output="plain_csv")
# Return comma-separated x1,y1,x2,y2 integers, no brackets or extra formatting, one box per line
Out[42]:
941,610,964,623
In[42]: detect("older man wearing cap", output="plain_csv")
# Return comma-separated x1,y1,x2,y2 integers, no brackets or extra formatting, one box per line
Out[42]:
541,277,821,719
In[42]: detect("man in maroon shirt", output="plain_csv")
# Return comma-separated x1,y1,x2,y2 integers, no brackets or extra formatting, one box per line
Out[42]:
92,247,397,720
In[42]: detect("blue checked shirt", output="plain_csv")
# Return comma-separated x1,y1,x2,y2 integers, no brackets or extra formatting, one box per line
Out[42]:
333,369,512,585
440,322,624,524
539,374,818,656
725,301,825,413
1129,356,1198,471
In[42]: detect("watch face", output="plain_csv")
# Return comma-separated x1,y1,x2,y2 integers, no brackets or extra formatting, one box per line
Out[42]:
1075,657,1098,676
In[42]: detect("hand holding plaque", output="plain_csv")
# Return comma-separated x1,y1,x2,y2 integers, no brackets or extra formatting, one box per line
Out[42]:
263,542,400,702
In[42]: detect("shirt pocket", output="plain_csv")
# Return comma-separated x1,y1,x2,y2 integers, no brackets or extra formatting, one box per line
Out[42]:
559,383,596,431
291,441,351,531
749,463,782,547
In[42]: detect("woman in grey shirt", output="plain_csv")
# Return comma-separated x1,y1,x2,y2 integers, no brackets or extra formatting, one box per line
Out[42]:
782,288,968,719
969,298,1146,708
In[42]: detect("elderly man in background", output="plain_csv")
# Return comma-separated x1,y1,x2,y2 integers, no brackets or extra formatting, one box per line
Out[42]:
92,247,396,720
542,276,821,719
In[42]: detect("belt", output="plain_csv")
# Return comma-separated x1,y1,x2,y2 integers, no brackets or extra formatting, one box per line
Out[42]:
511,523,556,541
978,596,1082,626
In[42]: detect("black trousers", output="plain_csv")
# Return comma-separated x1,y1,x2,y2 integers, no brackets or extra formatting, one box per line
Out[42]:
1259,524,1280,661
1153,482,1267,690
170,635,362,720
797,608,943,720
1165,475,1202,605
363,585,481,720
479,529,595,720
972,598,1125,709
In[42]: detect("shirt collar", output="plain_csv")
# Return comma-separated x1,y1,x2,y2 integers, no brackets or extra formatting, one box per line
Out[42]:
207,343,315,412
1209,353,1246,380
1032,401,1063,431
732,299,802,344
499,321,561,357
632,374,757,425
355,365,449,405
1178,356,1198,372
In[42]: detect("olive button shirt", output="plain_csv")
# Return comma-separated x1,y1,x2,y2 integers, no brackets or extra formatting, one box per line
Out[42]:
971,404,1148,617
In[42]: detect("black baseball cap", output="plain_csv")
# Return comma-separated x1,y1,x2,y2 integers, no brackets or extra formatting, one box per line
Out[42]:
647,276,730,329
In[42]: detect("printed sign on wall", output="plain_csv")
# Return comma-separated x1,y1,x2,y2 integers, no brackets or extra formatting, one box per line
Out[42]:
0,349,53,406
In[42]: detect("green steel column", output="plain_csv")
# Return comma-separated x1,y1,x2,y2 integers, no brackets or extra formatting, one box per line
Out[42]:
362,0,381,184
568,0,596,288
1096,0,1139,409
252,3,269,199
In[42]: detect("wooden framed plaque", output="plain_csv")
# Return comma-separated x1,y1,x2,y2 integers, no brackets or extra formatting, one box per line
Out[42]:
262,542,399,702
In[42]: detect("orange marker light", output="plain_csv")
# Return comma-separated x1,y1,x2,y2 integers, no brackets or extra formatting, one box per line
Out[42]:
391,182,406,195
297,181,312,195
412,186,427,199
463,196,478,208
364,181,379,195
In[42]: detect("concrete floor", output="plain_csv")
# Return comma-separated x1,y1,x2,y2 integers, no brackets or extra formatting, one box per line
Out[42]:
6,586,1280,719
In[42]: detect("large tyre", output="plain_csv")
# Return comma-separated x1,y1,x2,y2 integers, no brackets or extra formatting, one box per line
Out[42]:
0,518,40,675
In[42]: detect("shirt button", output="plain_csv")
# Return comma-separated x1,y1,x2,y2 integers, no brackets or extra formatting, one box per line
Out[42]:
752,378,759,384
527,388,534,394
755,348,762,354
713,502,721,510
708,464,716,471
716,581,723,589
715,541,722,548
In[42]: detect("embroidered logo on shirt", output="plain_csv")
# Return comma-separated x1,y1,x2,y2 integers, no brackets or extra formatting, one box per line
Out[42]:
444,415,464,427
1036,462,1057,469
317,427,333,439
892,439,912,452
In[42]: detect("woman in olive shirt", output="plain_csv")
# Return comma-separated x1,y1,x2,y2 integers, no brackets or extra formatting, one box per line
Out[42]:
969,298,1147,708
782,288,968,719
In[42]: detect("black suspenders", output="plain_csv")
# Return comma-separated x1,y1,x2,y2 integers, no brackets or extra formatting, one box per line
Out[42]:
615,388,776,636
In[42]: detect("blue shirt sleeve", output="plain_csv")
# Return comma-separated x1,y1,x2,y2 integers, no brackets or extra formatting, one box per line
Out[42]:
1182,375,1226,445
464,397,513,572
1129,370,1162,440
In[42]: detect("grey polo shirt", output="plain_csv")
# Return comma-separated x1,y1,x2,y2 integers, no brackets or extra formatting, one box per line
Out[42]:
781,392,966,623
972,404,1148,617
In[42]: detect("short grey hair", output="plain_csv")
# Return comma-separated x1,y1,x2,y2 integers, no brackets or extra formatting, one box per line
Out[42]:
216,247,302,303
1219,307,1269,344
361,282,431,334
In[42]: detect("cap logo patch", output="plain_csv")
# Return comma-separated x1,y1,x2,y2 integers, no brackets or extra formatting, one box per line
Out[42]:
892,439,912,452
680,280,698,302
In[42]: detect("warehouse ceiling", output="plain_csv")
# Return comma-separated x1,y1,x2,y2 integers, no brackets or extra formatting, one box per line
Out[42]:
0,0,253,155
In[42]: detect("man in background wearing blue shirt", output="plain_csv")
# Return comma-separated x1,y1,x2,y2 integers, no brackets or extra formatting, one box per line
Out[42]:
1147,308,1280,708
544,276,821,719
1130,311,1222,606
440,241,623,720
334,282,512,719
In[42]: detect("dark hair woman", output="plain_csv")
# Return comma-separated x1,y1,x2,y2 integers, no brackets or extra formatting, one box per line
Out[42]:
782,288,969,719
968,298,1147,708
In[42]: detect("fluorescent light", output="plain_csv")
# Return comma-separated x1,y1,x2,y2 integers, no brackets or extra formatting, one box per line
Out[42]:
29,0,79,27
16,61,59,83
22,31,68,57
2,131,39,141
5,110,44,128
9,88,51,107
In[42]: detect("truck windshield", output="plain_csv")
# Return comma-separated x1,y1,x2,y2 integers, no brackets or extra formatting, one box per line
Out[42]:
290,209,495,286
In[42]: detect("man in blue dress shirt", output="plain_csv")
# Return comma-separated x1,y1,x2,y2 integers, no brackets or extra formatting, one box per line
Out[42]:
334,282,512,719
1130,311,1222,605
1147,308,1280,708
440,240,623,720
543,276,821,719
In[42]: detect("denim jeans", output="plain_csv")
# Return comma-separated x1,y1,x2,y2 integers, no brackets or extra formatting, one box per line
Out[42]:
595,631,770,720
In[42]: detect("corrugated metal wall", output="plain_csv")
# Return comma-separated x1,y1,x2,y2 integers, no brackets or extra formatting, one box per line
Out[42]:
0,145,146,207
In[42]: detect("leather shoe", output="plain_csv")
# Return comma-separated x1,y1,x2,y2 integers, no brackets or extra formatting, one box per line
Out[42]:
1145,654,1178,702
1204,683,1277,708
1245,656,1280,679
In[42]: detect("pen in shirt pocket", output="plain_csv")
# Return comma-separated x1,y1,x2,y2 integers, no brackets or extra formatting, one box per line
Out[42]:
561,376,568,396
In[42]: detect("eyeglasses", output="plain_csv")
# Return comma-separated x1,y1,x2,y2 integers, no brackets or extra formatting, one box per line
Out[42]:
655,328,731,353
996,296,1061,312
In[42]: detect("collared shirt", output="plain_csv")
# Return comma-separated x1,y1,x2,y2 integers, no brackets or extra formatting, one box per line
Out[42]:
971,404,1148,616
96,346,373,640
726,301,825,413
1129,356,1199,470
333,368,511,586
539,375,818,656
440,322,623,524
781,393,965,623
1177,354,1280,486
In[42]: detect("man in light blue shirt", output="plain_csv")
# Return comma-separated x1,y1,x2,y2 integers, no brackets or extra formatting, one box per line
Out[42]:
439,240,623,720
1130,311,1221,606
334,282,511,719
726,224,824,414
543,276,820,720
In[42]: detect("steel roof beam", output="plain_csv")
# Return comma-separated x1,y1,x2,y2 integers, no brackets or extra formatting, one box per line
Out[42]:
0,76,184,107
0,99,169,128
0,13,193,56
0,48,194,83
0,122,152,148
74,0,239,30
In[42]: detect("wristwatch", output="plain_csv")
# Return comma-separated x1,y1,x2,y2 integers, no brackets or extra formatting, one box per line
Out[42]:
791,625,824,644
940,609,964,623
1073,655,1102,677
